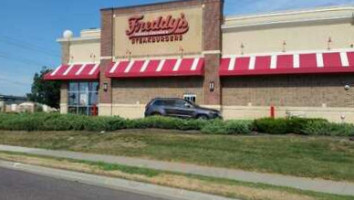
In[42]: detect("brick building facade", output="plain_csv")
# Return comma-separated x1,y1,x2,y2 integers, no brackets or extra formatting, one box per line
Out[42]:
45,0,354,123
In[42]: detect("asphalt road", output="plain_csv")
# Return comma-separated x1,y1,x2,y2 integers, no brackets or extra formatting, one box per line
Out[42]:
0,167,167,200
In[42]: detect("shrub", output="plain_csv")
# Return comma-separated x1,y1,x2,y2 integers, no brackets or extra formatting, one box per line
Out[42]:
106,116,126,131
302,121,354,136
125,116,208,131
0,113,353,136
287,117,328,135
0,113,45,131
201,120,254,135
254,117,353,136
41,113,72,131
225,120,254,134
254,118,289,134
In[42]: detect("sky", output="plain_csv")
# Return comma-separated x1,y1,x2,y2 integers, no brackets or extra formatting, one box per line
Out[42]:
0,0,353,96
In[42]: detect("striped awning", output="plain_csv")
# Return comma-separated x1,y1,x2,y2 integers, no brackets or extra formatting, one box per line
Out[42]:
220,50,354,76
106,57,204,78
44,63,100,80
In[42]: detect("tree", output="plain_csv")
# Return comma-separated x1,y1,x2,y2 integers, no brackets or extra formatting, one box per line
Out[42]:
27,67,60,108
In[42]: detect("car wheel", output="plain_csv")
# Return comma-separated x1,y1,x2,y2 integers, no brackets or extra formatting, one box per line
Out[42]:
197,115,209,120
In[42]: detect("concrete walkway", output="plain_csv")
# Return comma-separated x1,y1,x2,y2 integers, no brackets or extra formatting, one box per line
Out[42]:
0,144,353,196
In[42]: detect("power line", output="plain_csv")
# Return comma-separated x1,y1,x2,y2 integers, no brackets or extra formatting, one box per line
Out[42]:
0,36,60,58
0,77,30,86
0,52,48,66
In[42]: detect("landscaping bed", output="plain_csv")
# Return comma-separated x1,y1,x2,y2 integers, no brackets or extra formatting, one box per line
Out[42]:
0,113,354,136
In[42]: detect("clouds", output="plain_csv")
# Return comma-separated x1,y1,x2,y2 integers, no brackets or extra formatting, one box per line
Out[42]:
225,0,354,15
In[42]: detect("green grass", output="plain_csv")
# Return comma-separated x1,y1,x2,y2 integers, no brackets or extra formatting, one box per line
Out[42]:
83,161,160,177
0,151,352,200
0,129,353,181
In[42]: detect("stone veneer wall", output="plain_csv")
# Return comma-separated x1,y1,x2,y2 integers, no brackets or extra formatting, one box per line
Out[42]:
221,75,354,107
221,74,354,123
112,77,204,105
106,77,203,118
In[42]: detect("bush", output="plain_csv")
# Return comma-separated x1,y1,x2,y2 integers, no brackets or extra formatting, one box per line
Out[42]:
254,117,353,136
126,116,208,131
40,113,72,131
201,120,254,135
254,118,289,134
0,113,352,136
0,113,45,131
287,117,328,135
302,121,354,136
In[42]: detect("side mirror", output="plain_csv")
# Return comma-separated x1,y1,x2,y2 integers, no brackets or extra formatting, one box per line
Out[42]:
185,103,192,108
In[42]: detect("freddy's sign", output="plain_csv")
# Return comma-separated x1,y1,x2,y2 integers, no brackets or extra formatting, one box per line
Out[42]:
126,13,189,44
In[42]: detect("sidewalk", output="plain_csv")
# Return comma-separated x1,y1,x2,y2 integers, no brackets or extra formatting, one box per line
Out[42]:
0,144,353,196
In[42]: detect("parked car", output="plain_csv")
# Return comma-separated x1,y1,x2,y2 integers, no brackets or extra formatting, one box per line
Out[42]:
144,98,222,120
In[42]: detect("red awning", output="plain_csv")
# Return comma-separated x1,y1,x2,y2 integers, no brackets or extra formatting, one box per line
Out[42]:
44,63,100,80
106,57,204,78
220,50,354,76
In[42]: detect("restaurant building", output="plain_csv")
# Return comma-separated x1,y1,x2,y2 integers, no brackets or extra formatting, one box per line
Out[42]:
44,0,354,122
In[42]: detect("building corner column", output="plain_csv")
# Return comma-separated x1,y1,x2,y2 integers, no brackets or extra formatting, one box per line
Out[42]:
60,82,68,114
61,41,70,65
59,40,70,114
202,0,223,106
99,9,114,116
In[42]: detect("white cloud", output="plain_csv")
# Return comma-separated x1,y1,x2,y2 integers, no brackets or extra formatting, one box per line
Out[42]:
225,0,354,15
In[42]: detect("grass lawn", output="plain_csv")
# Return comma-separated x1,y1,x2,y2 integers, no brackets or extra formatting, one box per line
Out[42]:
0,151,352,200
0,129,353,181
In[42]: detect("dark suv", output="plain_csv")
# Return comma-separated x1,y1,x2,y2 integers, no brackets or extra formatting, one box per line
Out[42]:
145,98,222,120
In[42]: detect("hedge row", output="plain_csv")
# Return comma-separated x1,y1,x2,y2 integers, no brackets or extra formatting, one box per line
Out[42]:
0,113,353,136
0,113,252,135
254,118,354,136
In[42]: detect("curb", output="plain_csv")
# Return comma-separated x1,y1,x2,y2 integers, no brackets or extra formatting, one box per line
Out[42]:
0,160,238,200
0,144,353,196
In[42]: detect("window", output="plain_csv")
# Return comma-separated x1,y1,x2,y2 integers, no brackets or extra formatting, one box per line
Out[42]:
153,100,165,106
184,94,196,103
68,82,99,115
164,100,176,107
174,100,188,108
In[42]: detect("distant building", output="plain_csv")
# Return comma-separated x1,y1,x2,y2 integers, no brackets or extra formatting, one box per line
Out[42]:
0,95,27,112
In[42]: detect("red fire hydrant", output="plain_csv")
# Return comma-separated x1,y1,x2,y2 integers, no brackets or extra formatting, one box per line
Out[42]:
270,106,275,118
91,104,98,116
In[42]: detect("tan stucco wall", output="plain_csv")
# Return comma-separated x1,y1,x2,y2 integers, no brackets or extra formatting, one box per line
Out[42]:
98,103,144,118
69,40,101,63
60,104,68,114
0,101,4,112
222,106,354,123
60,83,68,114
222,20,354,55
112,104,145,119
80,29,101,38
222,6,354,55
224,6,354,27
113,6,203,58
98,104,112,116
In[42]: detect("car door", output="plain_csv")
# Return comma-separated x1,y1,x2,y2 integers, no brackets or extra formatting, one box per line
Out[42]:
163,100,177,116
173,100,195,118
